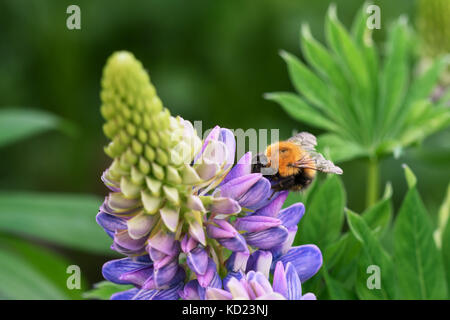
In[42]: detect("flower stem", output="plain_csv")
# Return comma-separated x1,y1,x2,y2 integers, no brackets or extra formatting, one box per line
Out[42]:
366,157,379,208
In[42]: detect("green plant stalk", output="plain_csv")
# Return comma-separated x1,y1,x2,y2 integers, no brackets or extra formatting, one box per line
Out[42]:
366,157,380,208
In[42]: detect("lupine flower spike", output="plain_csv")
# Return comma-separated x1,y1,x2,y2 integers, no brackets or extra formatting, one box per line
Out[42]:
96,51,323,300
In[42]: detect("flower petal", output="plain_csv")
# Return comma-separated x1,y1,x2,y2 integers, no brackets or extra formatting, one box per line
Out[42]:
223,271,245,291
102,257,152,285
114,230,147,251
219,173,262,200
227,277,250,299
272,261,287,298
107,192,141,213
147,229,176,256
159,206,180,232
179,280,203,300
252,190,289,217
277,245,323,282
221,152,253,185
226,252,250,272
194,125,220,164
218,233,248,252
218,128,236,170
127,212,156,240
186,195,206,212
145,263,185,290
181,234,198,253
111,288,139,300
206,219,238,239
197,259,219,288
187,247,209,276
278,203,305,228
238,178,271,210
301,292,317,300
270,226,297,259
235,215,281,233
209,197,241,215
206,288,233,300
285,262,302,300
244,226,288,250
96,211,127,237
246,250,273,278
188,219,206,246
119,265,154,287
255,292,286,300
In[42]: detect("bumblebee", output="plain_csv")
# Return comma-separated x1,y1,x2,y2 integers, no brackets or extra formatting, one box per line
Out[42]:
251,132,343,192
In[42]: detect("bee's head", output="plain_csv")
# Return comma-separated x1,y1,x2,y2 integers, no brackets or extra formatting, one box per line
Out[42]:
265,142,302,176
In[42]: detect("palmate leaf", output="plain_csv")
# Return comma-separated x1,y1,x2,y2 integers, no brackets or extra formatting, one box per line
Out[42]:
346,210,395,300
279,50,334,116
325,5,373,141
378,18,412,138
393,168,448,299
317,133,368,163
267,3,450,167
405,55,450,107
0,192,113,254
264,92,339,132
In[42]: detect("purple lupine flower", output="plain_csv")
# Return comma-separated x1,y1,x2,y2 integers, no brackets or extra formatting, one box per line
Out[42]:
206,261,316,300
97,125,239,299
96,53,323,300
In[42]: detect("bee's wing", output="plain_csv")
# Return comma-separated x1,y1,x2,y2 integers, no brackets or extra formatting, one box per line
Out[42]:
289,132,343,175
307,151,343,174
288,132,317,151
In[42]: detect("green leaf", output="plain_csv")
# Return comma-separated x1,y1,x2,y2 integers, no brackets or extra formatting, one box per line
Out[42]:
325,4,373,138
325,184,392,285
264,92,338,132
83,281,133,300
300,23,350,103
0,234,86,299
393,187,448,299
0,245,70,299
279,50,334,115
402,164,417,188
295,175,345,249
325,5,370,91
322,265,357,300
398,107,450,148
0,108,74,148
0,192,113,254
317,133,368,163
378,18,412,136
346,210,395,299
405,55,450,107
442,219,450,295
434,184,450,248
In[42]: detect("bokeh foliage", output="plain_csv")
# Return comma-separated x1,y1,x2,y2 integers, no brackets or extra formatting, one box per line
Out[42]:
0,0,449,299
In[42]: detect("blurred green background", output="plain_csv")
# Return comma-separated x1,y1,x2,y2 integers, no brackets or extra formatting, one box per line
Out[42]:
0,0,448,297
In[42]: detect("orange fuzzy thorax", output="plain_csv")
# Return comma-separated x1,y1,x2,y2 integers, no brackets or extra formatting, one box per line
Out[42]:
265,141,316,178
